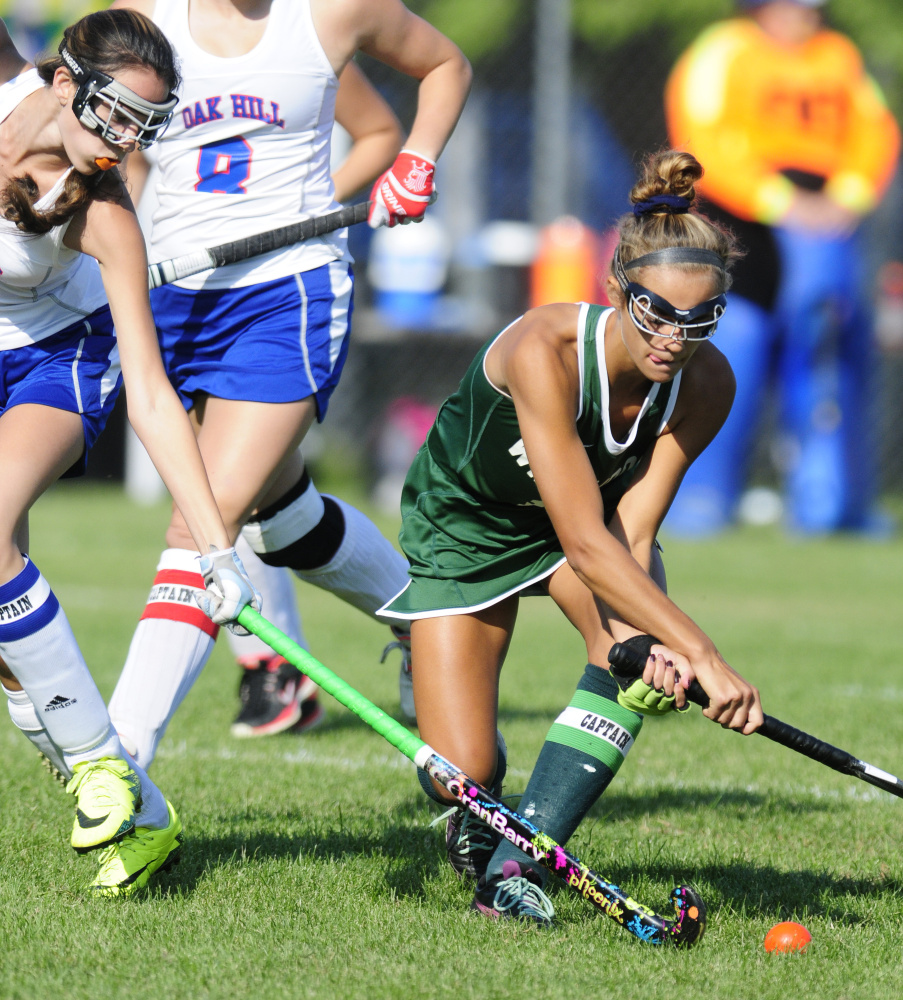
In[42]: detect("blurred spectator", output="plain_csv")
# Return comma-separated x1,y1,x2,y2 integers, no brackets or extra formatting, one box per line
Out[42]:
368,216,451,329
371,396,437,515
665,0,900,536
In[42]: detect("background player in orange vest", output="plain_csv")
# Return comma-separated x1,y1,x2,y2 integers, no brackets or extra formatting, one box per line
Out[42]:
665,0,900,535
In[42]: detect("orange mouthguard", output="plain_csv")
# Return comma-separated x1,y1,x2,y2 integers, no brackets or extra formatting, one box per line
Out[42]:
94,157,119,171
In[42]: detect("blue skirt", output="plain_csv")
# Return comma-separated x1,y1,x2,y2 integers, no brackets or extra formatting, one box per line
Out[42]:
0,306,120,477
152,261,354,421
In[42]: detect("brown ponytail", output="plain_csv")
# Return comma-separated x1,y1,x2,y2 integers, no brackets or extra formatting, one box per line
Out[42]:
2,167,121,236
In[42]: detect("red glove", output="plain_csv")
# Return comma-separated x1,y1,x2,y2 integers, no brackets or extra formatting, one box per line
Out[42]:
368,148,437,229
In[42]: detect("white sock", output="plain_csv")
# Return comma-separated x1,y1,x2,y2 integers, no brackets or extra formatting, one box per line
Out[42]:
4,683,71,780
288,497,410,619
0,557,123,766
127,752,170,829
65,723,124,770
226,536,308,662
108,548,217,768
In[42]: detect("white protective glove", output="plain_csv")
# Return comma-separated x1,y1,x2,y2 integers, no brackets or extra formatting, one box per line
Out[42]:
368,148,437,228
195,546,261,635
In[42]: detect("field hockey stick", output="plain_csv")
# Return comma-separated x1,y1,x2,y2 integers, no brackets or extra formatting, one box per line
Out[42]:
608,643,903,799
236,606,706,946
147,201,370,289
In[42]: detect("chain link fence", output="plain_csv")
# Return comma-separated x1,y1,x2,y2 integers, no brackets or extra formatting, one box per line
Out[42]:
342,1,903,514
6,1,903,510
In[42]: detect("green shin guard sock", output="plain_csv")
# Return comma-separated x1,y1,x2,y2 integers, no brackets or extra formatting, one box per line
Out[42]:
485,664,643,884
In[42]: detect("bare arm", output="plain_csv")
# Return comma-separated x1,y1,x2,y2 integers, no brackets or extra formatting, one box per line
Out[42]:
65,183,234,554
332,61,403,202
607,343,736,574
494,308,760,731
119,149,151,204
313,0,471,161
600,346,742,684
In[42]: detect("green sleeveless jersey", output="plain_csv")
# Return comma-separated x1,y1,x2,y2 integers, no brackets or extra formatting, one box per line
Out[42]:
382,303,681,619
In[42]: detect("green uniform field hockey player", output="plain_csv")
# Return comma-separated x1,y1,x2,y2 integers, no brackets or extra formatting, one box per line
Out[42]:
380,149,764,926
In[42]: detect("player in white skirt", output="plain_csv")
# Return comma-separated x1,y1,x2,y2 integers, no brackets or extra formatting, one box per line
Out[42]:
105,0,471,769
0,10,258,894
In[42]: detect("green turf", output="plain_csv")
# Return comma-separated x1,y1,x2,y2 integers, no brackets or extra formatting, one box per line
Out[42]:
2,481,902,999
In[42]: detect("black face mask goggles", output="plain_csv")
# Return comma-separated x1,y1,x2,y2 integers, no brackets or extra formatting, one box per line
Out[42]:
614,246,727,342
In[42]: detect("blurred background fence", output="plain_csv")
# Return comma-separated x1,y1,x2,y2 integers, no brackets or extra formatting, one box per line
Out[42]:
7,0,903,516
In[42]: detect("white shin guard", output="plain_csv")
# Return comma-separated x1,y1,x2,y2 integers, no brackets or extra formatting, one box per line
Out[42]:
292,496,410,618
0,559,119,764
244,491,409,619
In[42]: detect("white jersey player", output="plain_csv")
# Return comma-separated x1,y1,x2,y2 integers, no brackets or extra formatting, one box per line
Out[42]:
146,0,351,288
0,10,258,897
128,56,410,738
106,0,471,764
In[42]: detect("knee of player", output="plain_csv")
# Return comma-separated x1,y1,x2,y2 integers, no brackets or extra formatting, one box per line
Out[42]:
242,469,343,570
0,544,27,585
417,758,496,807
419,729,501,792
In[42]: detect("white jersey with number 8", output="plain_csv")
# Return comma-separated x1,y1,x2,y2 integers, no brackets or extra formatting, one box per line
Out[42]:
147,0,351,289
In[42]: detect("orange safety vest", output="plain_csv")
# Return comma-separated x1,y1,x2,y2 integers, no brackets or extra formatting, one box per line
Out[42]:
665,18,901,223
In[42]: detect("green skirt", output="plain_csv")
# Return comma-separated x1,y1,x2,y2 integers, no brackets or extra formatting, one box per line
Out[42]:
380,447,566,620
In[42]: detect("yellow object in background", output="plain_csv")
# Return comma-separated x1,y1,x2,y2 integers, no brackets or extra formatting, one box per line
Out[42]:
0,0,104,58
665,17,900,224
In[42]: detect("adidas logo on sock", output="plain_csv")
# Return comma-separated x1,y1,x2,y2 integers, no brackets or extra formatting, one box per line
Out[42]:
44,694,78,712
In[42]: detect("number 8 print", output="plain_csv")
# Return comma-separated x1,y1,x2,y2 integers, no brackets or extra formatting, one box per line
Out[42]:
195,136,253,194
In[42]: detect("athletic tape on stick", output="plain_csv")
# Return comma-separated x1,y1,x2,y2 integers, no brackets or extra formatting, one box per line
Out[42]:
236,606,706,946
148,201,370,289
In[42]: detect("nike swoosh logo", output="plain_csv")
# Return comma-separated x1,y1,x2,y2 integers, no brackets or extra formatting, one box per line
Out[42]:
76,808,111,829
120,864,150,887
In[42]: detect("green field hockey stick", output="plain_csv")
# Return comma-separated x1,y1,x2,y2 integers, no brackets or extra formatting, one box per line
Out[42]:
236,606,706,946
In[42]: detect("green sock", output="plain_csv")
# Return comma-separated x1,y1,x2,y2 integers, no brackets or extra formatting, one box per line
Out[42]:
485,664,643,882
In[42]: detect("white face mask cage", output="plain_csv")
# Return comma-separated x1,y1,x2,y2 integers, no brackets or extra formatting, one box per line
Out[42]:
60,45,178,151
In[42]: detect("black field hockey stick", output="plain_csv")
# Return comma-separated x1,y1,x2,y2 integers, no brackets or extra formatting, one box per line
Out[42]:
147,201,370,289
608,642,903,799
236,607,706,946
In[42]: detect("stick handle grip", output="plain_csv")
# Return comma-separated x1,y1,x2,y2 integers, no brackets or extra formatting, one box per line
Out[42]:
208,201,369,267
148,201,370,289
608,642,863,775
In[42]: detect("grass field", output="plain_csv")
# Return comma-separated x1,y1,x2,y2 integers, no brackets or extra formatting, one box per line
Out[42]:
2,480,903,1000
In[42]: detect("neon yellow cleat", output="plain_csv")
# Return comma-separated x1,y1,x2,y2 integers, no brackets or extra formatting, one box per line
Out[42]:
66,757,141,853
91,801,182,897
